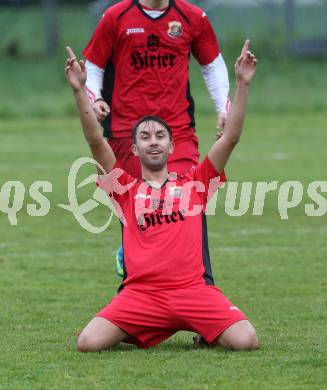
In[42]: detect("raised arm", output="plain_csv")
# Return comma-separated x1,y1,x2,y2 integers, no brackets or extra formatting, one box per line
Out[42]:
208,40,257,173
65,47,115,174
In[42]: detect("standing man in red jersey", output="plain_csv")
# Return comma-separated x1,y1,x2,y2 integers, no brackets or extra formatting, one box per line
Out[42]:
83,0,230,178
65,40,259,352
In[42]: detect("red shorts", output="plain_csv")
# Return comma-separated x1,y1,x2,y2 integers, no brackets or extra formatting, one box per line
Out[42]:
96,285,247,349
108,131,200,179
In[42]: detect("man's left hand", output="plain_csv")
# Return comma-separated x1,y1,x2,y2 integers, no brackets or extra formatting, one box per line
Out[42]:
235,40,257,85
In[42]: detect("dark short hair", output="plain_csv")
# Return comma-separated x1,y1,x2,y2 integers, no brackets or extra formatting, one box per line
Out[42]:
132,116,172,144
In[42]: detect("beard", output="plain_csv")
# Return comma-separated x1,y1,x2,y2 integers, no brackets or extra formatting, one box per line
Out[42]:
139,150,169,172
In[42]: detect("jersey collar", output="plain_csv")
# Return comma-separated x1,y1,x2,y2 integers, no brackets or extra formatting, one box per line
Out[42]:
143,172,177,189
134,0,173,21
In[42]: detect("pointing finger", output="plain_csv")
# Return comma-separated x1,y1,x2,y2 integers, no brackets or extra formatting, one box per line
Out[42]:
66,46,76,60
241,39,250,56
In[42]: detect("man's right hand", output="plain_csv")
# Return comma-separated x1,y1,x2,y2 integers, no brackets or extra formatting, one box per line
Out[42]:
65,47,87,92
93,100,110,122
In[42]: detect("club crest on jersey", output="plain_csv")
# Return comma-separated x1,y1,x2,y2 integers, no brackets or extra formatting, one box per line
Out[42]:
147,34,160,51
167,21,182,38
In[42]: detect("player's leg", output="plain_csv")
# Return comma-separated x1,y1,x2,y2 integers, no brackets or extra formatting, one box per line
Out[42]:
174,286,259,351
215,320,259,350
94,289,177,349
167,133,200,175
115,244,124,277
77,317,128,352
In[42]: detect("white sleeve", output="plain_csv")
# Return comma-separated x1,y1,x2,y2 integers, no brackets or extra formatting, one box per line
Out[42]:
201,54,230,114
85,60,105,104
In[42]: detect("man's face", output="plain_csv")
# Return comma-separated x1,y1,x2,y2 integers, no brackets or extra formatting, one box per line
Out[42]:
132,121,174,172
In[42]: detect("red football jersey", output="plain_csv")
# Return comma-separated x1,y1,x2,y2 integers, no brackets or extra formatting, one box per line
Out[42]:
83,0,220,139
98,157,226,290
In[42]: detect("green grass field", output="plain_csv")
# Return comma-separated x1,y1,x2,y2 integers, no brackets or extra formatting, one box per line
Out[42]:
1,5,327,390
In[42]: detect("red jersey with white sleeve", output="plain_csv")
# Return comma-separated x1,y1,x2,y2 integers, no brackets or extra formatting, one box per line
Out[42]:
83,0,220,140
97,157,226,290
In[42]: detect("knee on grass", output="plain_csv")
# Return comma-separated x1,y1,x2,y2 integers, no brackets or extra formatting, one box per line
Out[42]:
77,334,96,352
232,329,259,350
218,321,259,351
77,333,113,353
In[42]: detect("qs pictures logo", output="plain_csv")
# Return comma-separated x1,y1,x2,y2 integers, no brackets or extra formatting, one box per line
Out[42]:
58,157,115,234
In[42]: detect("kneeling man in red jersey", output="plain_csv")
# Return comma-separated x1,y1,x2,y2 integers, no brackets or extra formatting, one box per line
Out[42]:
65,40,259,352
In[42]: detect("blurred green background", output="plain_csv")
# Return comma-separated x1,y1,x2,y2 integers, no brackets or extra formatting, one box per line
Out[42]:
0,1,326,119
